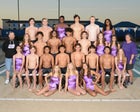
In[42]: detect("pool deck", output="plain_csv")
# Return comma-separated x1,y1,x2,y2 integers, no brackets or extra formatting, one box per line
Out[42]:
0,40,140,112
0,75,140,112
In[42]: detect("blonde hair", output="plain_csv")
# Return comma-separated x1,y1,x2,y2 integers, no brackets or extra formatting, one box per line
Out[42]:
52,66,61,77
42,18,48,22
66,63,77,75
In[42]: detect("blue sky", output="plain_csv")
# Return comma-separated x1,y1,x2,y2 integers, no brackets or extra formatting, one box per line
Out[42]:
0,0,140,28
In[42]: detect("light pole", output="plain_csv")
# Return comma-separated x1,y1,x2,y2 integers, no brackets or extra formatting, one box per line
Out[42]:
58,0,60,19
17,0,20,30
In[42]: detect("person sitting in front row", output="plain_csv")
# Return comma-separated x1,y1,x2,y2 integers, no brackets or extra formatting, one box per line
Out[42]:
65,63,86,96
35,66,62,97
81,63,111,96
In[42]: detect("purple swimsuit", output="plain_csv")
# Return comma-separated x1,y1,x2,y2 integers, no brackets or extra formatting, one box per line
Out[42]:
68,75,76,89
111,46,117,57
96,45,105,56
23,45,30,56
57,27,66,40
104,30,112,43
15,58,22,71
49,76,59,90
118,61,124,71
84,75,94,91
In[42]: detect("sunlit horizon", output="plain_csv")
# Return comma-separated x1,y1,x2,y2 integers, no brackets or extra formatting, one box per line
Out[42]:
0,0,140,28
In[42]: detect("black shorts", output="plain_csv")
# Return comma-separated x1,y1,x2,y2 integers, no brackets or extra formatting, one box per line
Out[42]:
126,64,134,70
104,68,112,75
42,67,52,74
90,68,96,72
60,67,67,74
28,69,36,74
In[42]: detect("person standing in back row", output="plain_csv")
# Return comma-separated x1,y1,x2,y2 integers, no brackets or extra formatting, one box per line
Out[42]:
55,16,68,40
25,18,38,43
39,18,53,42
86,16,100,45
2,31,19,84
102,19,115,46
62,28,76,56
70,14,84,41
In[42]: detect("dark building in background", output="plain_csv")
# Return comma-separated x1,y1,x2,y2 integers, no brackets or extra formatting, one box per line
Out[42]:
1,19,140,41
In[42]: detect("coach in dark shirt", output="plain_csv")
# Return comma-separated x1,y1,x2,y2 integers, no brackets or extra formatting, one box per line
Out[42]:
2,31,19,84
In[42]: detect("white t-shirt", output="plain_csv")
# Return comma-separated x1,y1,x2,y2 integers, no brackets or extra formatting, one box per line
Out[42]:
85,24,100,42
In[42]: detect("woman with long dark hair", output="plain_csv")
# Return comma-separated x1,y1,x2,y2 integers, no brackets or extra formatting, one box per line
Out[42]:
95,32,105,56
81,63,111,96
102,19,115,45
110,35,120,57
115,49,127,89
20,33,32,57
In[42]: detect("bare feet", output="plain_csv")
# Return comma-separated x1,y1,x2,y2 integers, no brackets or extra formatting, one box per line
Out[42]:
118,84,124,90
35,91,39,95
36,89,41,92
105,90,111,95
120,84,124,90
110,89,116,92
32,88,36,93
28,88,36,92
39,85,43,90
27,85,31,90
28,88,32,92
43,93,48,96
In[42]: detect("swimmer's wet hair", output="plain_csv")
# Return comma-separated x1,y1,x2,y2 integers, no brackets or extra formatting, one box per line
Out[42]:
59,45,66,50
88,45,96,51
74,14,80,19
28,17,35,23
65,28,73,33
36,31,44,37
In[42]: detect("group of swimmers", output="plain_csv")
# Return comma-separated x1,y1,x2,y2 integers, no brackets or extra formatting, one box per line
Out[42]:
2,15,137,97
